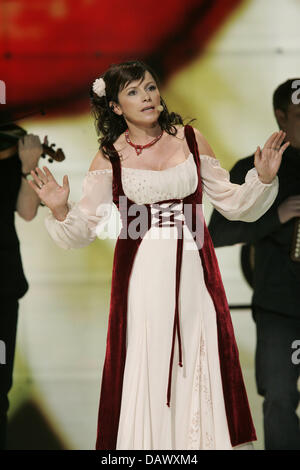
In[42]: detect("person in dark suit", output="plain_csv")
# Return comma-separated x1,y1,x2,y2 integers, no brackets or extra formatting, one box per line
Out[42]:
208,78,300,450
0,121,43,449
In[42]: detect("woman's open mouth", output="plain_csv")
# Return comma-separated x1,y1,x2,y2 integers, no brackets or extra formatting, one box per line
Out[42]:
141,106,155,112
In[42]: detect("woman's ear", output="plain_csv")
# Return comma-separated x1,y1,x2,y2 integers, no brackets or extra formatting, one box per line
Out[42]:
109,101,122,116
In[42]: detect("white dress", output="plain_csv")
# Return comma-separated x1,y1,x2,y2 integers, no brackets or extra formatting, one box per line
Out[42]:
45,153,278,450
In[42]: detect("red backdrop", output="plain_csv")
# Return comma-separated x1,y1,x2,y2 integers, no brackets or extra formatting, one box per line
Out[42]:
0,0,242,116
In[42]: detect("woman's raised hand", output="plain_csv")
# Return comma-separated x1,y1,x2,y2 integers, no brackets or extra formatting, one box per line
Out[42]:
254,130,290,184
28,166,70,220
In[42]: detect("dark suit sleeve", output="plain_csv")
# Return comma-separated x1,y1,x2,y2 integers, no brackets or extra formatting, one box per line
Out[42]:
207,158,282,247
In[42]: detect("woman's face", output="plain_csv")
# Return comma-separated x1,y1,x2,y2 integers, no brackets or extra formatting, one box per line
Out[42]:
111,70,161,126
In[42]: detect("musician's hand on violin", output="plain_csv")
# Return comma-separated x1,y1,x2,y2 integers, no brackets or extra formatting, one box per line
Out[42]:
254,130,290,184
277,195,300,224
28,166,70,221
18,133,44,173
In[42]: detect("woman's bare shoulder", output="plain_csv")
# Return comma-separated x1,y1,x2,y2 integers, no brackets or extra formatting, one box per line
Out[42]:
192,127,216,158
173,124,215,158
88,147,113,171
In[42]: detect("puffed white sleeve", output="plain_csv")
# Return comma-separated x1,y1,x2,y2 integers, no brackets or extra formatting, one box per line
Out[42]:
44,169,113,249
200,154,279,222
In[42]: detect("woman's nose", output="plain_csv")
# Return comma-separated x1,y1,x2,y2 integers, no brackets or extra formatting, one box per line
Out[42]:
143,92,151,101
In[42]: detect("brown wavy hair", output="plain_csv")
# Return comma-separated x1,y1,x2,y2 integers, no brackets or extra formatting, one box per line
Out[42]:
89,60,191,160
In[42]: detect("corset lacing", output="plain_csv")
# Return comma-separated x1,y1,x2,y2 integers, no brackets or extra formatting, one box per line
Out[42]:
151,200,185,407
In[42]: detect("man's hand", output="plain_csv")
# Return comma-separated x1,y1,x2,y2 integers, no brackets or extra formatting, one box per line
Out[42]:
277,195,300,224
18,134,45,173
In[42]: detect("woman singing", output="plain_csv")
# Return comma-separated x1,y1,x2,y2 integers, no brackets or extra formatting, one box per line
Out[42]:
27,60,288,450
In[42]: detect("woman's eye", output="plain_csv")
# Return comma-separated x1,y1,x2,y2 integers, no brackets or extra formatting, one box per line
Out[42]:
127,85,156,96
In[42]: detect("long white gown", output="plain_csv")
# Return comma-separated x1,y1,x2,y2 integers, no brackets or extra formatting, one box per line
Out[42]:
45,152,278,450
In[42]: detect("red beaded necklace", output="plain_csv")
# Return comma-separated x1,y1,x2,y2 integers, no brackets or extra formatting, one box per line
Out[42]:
125,128,164,156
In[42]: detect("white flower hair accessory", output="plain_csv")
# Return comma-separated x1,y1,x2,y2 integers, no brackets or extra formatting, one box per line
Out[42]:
92,77,106,97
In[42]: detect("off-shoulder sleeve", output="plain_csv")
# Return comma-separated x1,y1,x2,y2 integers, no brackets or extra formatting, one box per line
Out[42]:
44,169,113,249
200,154,279,222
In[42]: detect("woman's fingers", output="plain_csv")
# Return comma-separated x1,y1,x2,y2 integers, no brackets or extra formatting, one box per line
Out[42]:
279,141,290,155
271,130,286,149
262,131,289,160
27,163,67,196
35,167,48,184
270,131,282,149
263,131,279,149
278,131,287,146
27,178,41,194
43,166,57,182
62,175,69,190
254,146,261,162
263,130,286,150
29,166,64,191
30,169,44,189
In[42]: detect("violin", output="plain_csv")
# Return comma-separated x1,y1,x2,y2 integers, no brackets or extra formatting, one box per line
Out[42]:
0,123,65,163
